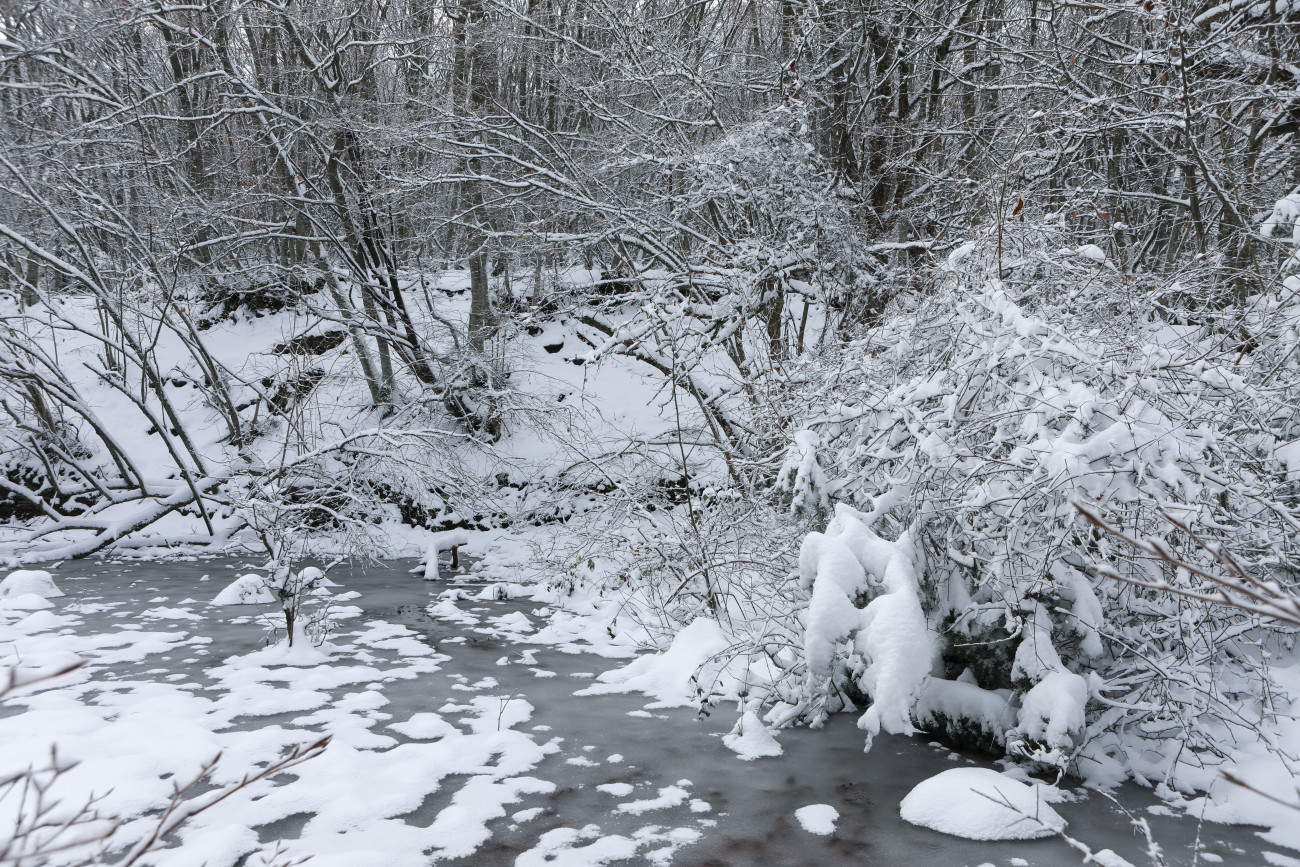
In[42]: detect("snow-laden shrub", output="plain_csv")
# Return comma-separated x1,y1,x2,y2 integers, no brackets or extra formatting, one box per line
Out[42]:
1262,192,1300,247
797,503,930,748
535,489,805,723
787,226,1300,786
212,573,276,606
776,430,830,527
1262,191,1300,291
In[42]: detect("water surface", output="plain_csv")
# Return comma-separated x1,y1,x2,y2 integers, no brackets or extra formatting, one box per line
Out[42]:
25,556,1277,866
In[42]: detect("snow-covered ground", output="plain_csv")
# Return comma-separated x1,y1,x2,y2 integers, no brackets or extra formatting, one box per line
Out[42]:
0,557,1282,866
0,266,707,564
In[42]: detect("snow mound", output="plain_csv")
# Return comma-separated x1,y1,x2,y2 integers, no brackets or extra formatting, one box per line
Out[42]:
489,611,534,633
0,570,63,599
238,629,334,664
576,617,727,708
722,710,783,760
794,804,839,835
0,592,54,610
211,574,275,605
389,712,459,740
899,767,1066,840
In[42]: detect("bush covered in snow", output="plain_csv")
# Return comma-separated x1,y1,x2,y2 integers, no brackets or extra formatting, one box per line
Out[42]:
777,222,1300,787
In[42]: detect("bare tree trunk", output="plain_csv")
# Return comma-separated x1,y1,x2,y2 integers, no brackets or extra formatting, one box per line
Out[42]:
468,249,493,355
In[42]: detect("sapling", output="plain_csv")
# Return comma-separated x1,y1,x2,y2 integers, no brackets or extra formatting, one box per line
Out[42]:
267,563,335,648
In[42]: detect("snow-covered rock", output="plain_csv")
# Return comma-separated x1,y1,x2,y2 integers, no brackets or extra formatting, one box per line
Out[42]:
0,592,55,610
212,574,276,605
794,804,839,835
899,767,1066,840
0,569,63,599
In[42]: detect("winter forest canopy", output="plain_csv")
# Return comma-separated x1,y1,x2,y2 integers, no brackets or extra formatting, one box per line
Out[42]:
2,0,1300,862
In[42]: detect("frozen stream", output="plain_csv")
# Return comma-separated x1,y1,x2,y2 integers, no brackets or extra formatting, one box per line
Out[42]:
0,557,1283,866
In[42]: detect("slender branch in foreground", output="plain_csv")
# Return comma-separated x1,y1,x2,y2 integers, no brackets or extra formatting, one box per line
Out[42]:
0,662,330,867
118,736,332,867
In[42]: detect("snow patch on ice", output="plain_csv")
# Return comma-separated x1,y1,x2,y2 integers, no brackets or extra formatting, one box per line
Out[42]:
460,695,534,733
616,785,689,814
517,826,635,866
794,803,839,835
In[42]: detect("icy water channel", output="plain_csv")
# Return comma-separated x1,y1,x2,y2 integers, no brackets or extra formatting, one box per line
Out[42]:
7,557,1285,866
